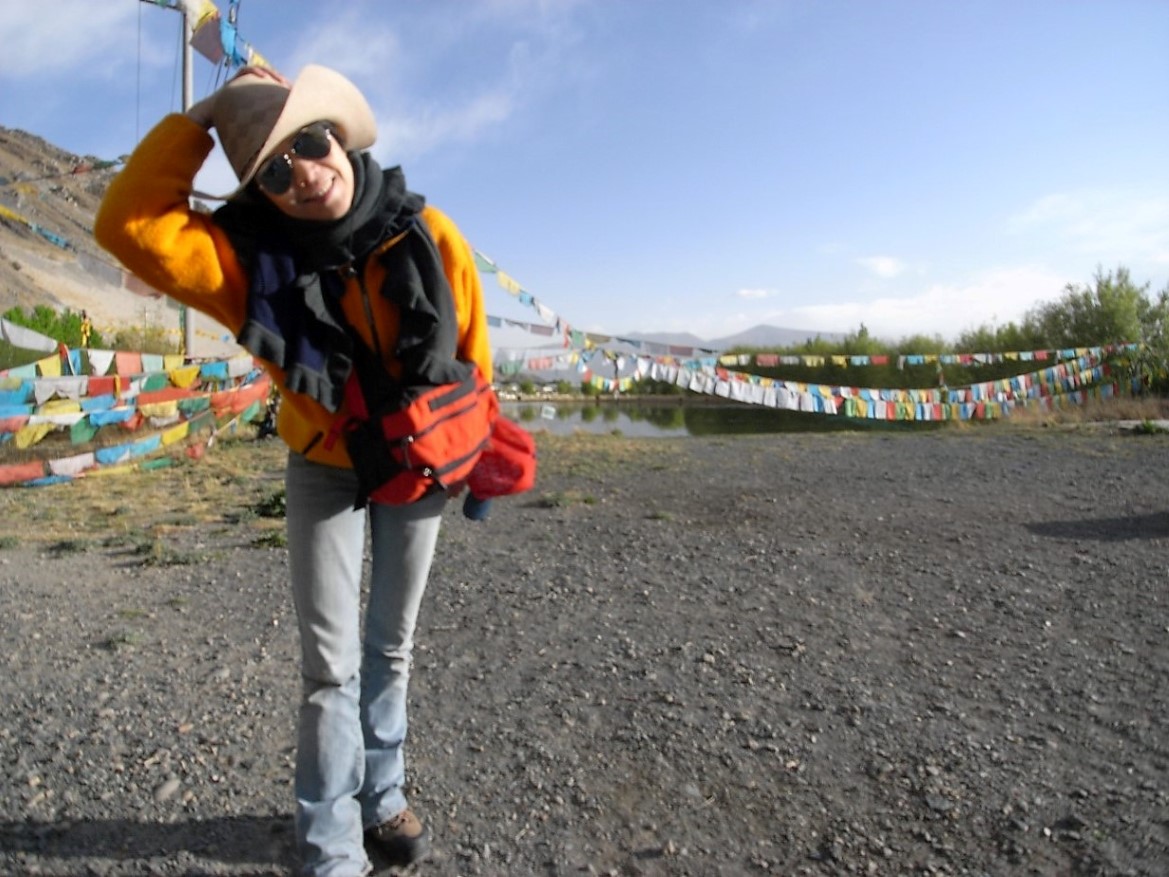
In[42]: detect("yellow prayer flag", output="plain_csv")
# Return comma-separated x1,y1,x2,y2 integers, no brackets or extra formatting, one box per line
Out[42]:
15,422,53,449
36,355,61,377
39,399,82,415
496,272,522,295
168,365,202,389
161,422,191,446
193,0,219,23
140,401,180,420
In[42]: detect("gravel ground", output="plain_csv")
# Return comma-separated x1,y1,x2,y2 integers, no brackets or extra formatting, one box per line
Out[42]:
1,428,1168,876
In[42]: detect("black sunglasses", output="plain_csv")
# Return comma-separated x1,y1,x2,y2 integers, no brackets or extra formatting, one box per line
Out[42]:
255,122,335,195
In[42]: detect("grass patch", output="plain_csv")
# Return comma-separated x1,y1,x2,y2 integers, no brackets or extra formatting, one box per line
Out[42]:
252,530,287,549
0,435,286,547
130,536,209,567
155,513,201,528
535,432,687,481
0,535,18,550
46,539,90,556
100,533,142,550
253,489,287,518
101,630,141,651
535,489,597,508
1006,395,1169,428
1131,419,1168,435
139,546,208,567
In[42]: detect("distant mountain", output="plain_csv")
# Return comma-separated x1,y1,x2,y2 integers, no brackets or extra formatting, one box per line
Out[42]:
708,324,845,350
624,324,844,352
621,330,712,349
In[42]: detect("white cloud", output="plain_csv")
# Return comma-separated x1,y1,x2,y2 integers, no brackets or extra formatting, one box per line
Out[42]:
281,2,578,161
782,265,1072,340
378,91,515,161
686,266,1074,342
735,288,774,299
1009,189,1169,269
0,0,577,163
0,1,135,75
284,18,404,82
857,256,906,279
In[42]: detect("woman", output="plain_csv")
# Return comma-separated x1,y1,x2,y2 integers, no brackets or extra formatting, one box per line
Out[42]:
95,64,493,876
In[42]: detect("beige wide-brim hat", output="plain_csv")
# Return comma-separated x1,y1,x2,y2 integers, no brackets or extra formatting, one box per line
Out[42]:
202,64,377,201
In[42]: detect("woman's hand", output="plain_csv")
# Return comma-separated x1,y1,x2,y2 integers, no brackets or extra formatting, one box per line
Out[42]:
231,65,292,88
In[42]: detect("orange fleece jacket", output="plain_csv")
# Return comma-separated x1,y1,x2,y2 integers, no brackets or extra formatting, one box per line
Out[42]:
95,113,493,469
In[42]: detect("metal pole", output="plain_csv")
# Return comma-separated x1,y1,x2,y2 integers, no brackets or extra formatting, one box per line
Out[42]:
181,8,197,358
138,0,198,358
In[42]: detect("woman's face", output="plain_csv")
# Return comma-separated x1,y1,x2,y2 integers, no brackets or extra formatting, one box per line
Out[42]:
256,122,355,221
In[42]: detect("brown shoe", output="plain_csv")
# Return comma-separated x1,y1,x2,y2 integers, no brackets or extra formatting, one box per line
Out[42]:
365,809,431,867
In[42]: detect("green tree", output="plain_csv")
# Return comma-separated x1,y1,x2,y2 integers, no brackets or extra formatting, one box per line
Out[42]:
1023,266,1149,348
1118,282,1169,392
954,320,1044,354
839,324,884,356
893,332,949,354
1,305,105,349
1004,266,1169,392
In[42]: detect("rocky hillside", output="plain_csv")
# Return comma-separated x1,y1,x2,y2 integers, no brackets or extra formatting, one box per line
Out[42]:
0,126,234,355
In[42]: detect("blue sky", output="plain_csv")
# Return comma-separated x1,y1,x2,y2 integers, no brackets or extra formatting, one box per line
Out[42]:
2,0,1167,345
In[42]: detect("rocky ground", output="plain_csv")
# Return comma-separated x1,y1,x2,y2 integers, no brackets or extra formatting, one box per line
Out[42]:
1,428,1167,876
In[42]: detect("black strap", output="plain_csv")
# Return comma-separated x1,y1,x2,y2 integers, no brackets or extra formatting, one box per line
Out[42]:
325,217,473,411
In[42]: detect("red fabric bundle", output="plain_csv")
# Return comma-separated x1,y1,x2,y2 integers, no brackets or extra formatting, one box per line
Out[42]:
466,415,537,500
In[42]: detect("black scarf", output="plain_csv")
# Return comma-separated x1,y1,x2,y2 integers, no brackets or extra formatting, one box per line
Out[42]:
215,154,466,413
257,153,421,270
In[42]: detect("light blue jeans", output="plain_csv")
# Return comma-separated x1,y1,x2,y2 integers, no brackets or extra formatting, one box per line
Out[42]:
285,452,445,877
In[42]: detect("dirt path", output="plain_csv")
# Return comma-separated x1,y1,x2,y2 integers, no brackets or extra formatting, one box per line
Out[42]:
1,428,1167,875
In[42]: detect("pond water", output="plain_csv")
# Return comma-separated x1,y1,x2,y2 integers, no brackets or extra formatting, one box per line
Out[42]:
501,400,928,438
